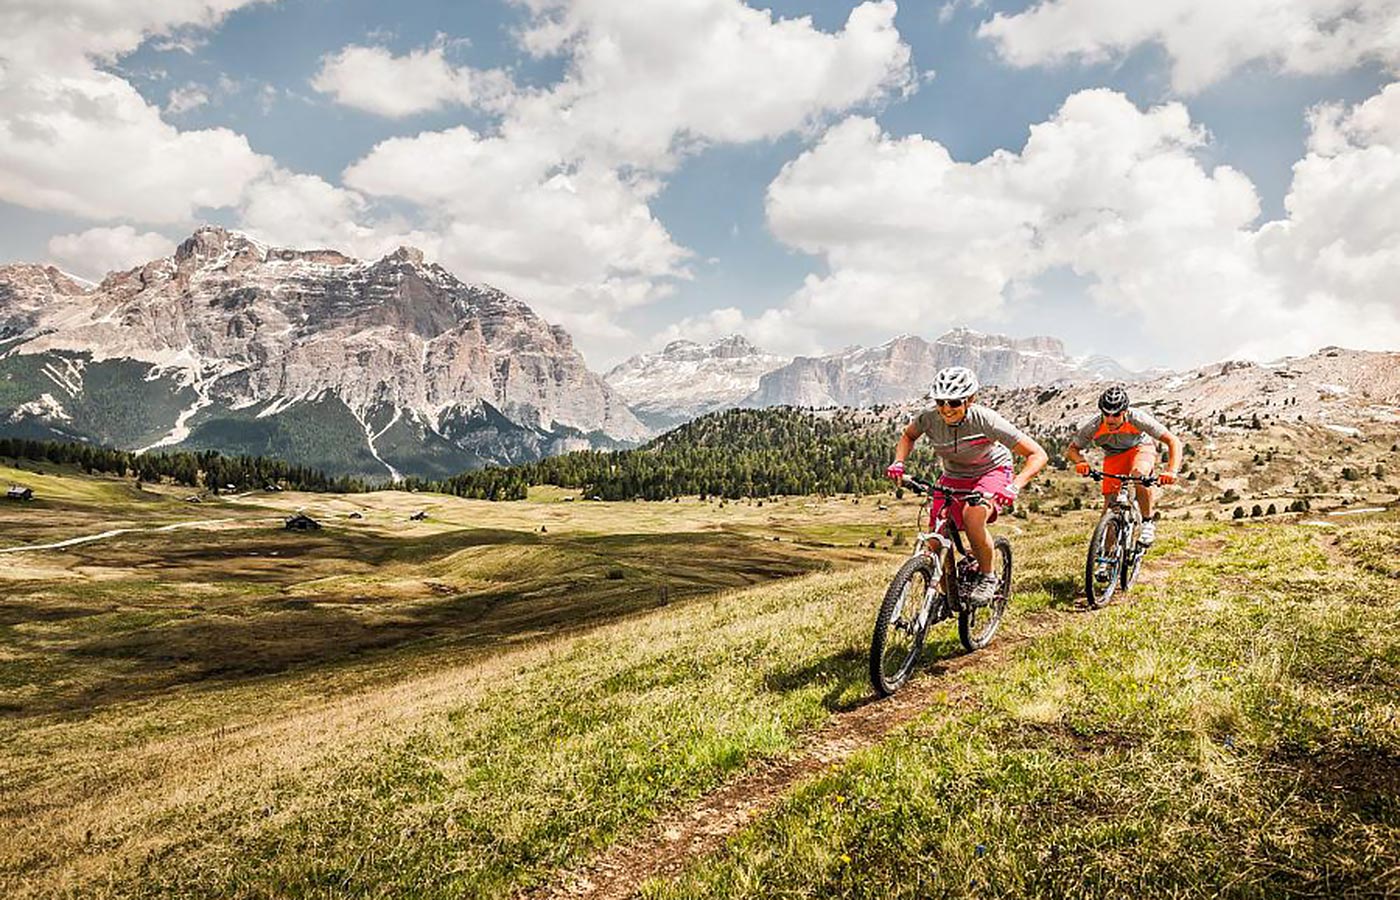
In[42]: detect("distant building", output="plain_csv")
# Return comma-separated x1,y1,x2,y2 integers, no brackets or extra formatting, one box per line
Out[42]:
409,510,428,521
6,485,33,501
284,512,321,531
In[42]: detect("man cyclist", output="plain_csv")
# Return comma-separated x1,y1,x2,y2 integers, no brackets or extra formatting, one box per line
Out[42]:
886,366,1048,607
1065,386,1181,546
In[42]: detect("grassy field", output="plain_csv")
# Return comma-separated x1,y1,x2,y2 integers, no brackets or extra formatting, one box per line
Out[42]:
2,467,1396,898
645,516,1400,898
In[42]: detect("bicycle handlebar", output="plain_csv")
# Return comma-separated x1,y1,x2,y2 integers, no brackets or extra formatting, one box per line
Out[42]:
1085,469,1160,487
900,475,988,501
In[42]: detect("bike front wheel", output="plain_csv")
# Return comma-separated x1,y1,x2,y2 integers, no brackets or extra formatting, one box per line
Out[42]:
1085,514,1123,609
870,555,940,696
958,537,1012,652
1120,523,1145,591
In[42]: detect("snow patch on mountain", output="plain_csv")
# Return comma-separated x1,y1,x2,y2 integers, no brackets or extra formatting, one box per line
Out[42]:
605,335,789,429
8,393,71,423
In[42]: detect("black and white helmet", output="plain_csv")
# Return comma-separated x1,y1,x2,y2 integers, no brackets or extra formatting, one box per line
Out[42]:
931,366,979,400
1098,386,1130,415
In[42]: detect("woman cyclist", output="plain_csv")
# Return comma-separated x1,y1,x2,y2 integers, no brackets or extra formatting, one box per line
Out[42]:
886,366,1048,606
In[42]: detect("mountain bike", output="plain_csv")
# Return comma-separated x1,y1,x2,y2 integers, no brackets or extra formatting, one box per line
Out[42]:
869,474,1013,697
1083,469,1159,608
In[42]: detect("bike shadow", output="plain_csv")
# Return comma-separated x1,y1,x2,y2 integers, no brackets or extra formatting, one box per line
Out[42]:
1032,574,1089,611
764,635,973,712
762,645,869,712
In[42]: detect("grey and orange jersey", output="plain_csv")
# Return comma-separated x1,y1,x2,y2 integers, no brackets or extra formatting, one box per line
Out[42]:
1069,407,1170,455
910,405,1028,478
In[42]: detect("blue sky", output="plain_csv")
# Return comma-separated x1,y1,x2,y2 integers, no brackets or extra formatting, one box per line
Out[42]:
2,0,1397,371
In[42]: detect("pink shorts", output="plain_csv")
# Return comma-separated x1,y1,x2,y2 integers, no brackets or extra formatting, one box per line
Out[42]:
930,467,1013,531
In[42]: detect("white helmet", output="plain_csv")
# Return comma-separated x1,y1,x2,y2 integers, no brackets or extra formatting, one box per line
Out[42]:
931,366,979,400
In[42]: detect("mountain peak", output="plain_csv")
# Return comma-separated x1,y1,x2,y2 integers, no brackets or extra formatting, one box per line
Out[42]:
605,334,790,428
384,246,425,265
706,334,764,358
174,226,266,266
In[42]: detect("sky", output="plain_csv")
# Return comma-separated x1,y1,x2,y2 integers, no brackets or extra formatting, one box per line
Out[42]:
1,0,1398,373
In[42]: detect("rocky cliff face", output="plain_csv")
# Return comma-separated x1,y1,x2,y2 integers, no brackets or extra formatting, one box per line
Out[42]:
0,227,644,479
604,335,789,431
0,264,92,340
743,329,1123,408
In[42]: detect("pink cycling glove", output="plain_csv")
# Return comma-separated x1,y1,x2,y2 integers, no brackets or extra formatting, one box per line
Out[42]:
991,482,1019,507
885,461,905,482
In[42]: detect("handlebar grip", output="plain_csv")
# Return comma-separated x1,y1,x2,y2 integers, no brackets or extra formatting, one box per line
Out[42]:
900,475,931,494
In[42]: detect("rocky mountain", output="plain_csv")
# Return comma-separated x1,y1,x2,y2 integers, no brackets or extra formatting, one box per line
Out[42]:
976,347,1400,437
0,227,645,479
0,265,91,341
604,335,789,431
742,329,1133,409
860,346,1400,451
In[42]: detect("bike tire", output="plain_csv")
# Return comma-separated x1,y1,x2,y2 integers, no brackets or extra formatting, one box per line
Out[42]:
870,554,939,696
1085,514,1123,609
958,537,1012,652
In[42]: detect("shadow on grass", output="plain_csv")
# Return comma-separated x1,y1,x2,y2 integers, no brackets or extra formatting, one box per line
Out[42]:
763,646,868,712
1032,574,1085,610
6,529,838,719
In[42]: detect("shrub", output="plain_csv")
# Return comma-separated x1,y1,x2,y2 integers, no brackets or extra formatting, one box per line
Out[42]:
1251,504,1263,517
606,568,625,580
1233,506,1245,519
1266,504,1277,515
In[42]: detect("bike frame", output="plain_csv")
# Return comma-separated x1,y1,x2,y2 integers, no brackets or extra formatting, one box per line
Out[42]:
1089,469,1158,536
1087,469,1158,592
903,475,985,617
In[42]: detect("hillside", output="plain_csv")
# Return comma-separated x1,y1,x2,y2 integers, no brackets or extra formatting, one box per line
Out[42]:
434,407,914,500
438,346,1400,517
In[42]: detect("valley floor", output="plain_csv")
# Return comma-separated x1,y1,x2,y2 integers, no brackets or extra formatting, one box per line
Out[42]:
1,470,1397,898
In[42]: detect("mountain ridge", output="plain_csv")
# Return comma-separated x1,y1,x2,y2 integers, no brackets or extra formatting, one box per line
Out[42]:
0,227,644,479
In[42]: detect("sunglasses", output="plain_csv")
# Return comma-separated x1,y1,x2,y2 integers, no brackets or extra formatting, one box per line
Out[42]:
935,398,965,409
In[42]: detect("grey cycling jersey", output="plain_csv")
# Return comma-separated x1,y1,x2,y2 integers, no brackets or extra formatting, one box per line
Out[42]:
910,405,1028,478
1068,407,1170,455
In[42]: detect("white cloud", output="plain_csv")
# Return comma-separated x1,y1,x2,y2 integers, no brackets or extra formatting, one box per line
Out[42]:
46,226,176,280
979,0,1400,93
750,86,1400,366
322,0,913,362
238,169,440,261
166,83,210,115
651,306,815,358
311,43,515,118
510,0,913,170
1247,83,1400,356
0,1,272,223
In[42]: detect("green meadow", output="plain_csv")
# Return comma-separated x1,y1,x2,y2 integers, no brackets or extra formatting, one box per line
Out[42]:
0,466,1395,898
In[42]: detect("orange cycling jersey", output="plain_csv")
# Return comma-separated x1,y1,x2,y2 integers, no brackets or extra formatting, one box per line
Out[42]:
1069,408,1168,455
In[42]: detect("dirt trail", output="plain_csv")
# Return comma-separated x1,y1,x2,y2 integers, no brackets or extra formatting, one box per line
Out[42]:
0,518,236,554
536,541,1208,900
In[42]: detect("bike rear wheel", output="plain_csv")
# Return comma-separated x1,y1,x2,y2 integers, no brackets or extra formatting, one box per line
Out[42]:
870,555,939,696
1085,514,1123,609
958,537,1012,652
